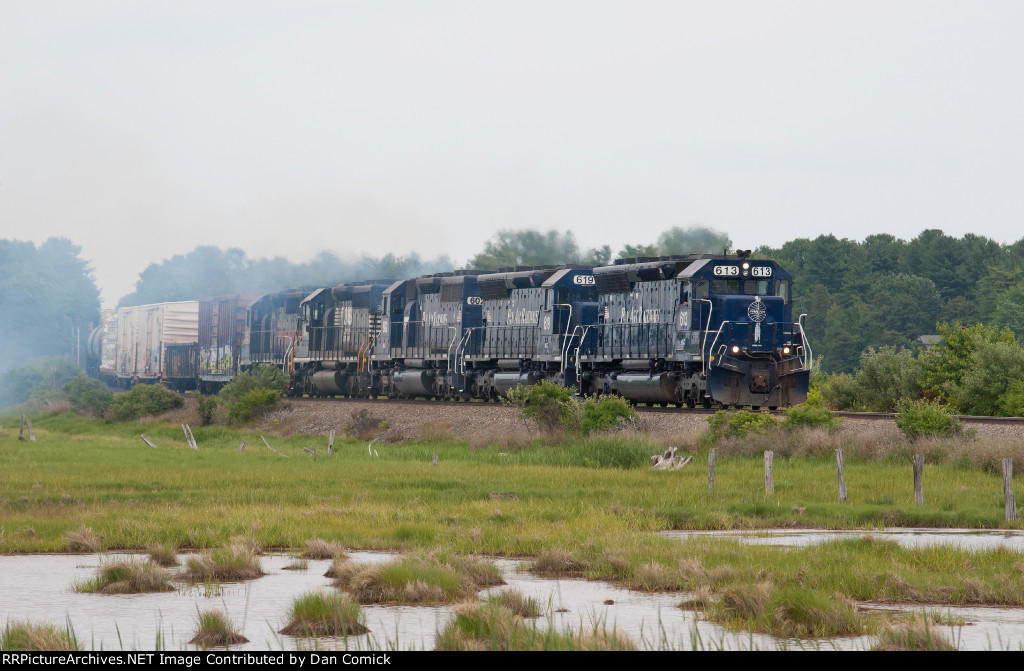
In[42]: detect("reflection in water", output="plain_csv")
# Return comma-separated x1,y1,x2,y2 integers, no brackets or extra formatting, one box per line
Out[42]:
661,527,1024,552
0,542,1021,650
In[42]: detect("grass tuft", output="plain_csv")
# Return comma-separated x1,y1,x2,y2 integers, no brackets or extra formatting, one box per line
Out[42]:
302,538,346,560
489,589,541,618
74,560,174,594
63,526,102,553
147,543,180,567
872,612,957,651
188,609,249,647
436,598,635,651
279,592,368,637
183,542,264,582
1,620,80,651
333,552,504,604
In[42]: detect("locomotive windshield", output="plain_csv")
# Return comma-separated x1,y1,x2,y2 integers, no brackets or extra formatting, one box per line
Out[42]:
700,277,790,304
555,286,598,303
710,279,772,295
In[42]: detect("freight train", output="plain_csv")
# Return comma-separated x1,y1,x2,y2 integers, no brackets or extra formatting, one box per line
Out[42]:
89,253,812,408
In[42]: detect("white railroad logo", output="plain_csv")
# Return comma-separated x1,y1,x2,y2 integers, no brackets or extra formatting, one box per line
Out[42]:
747,298,766,323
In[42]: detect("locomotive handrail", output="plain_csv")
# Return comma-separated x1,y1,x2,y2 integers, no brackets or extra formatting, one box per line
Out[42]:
707,321,732,371
573,325,593,390
698,299,713,376
556,303,573,367
798,313,813,370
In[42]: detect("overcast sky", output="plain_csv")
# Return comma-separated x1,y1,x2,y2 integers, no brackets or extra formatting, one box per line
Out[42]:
2,1,1022,307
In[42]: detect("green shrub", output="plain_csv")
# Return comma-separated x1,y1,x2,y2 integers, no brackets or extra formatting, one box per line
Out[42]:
220,366,288,401
107,384,184,422
818,372,861,411
226,388,279,423
63,375,113,416
782,404,840,431
704,410,779,446
1000,379,1024,417
504,380,580,434
854,346,923,412
219,366,288,423
197,396,217,426
895,399,963,440
580,395,637,435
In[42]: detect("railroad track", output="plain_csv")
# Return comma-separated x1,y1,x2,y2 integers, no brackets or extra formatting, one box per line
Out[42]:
288,395,1024,427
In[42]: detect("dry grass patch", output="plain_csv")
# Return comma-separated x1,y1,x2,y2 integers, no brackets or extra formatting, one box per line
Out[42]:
189,609,249,647
283,559,308,571
302,538,346,560
530,549,585,575
417,421,454,441
63,526,102,553
74,560,174,594
279,592,368,637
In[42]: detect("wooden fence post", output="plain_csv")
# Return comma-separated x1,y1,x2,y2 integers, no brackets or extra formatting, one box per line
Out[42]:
913,454,925,505
836,448,847,503
1004,458,1017,522
19,415,25,441
708,448,716,491
764,450,774,494
26,418,35,442
328,430,335,456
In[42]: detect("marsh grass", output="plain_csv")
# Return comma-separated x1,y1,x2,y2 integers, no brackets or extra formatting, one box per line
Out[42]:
333,552,504,604
530,549,586,575
64,526,102,553
183,542,264,582
147,543,180,567
436,598,635,651
302,538,346,560
283,558,308,571
489,589,541,617
279,592,368,637
872,612,957,650
1,619,79,651
74,560,174,594
188,609,249,647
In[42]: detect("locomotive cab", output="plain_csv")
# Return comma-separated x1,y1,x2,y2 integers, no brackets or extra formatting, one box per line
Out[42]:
687,259,810,407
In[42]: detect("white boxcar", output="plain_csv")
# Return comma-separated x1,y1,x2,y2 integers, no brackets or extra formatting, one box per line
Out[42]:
107,301,200,388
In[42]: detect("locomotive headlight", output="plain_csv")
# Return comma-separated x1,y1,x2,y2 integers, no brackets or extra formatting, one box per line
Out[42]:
783,346,791,355
731,345,740,354
742,262,750,270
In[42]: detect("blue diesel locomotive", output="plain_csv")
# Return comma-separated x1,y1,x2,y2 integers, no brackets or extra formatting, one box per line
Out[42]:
262,253,811,408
